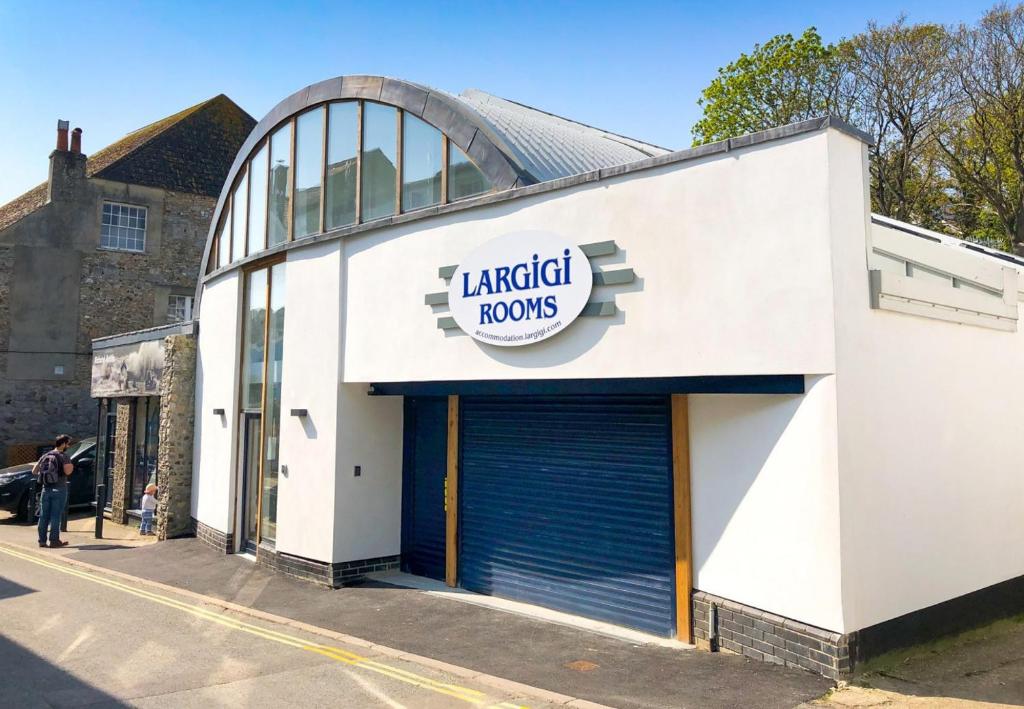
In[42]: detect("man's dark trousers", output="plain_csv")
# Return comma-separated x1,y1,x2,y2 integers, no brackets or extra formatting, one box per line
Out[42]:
37,487,67,546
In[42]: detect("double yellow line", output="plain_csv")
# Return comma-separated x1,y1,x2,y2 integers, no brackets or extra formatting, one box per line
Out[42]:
0,545,526,709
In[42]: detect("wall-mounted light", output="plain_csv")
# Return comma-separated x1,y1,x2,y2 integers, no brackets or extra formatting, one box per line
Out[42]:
212,408,225,416
290,408,308,418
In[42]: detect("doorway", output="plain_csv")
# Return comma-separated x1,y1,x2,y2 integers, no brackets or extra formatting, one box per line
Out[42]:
239,413,262,554
401,397,448,581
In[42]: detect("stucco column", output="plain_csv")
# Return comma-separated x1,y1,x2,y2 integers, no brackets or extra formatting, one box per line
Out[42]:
157,334,196,540
110,400,132,524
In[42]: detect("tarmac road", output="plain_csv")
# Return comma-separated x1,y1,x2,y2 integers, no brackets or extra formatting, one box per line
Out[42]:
0,545,548,708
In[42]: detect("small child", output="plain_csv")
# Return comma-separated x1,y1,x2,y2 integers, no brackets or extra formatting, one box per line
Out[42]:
140,483,158,536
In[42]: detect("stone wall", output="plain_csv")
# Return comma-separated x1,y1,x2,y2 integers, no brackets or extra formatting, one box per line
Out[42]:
156,334,196,539
0,171,214,464
110,400,133,524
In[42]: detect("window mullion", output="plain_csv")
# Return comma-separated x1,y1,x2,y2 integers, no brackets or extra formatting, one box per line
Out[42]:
320,105,328,234
441,136,449,204
395,108,403,216
355,101,363,224
287,117,296,242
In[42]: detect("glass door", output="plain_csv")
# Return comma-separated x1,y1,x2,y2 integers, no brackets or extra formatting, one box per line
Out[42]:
238,262,286,551
239,413,262,554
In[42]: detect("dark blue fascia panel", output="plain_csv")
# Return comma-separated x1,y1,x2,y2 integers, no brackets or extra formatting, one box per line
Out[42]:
370,375,805,398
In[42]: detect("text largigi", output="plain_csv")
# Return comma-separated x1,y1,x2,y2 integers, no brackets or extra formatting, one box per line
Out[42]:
461,250,573,325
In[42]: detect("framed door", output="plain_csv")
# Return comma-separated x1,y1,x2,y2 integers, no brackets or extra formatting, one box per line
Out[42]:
239,413,262,554
236,260,286,553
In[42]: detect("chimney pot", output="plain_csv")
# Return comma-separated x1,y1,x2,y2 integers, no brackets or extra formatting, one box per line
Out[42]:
70,127,82,154
56,120,69,152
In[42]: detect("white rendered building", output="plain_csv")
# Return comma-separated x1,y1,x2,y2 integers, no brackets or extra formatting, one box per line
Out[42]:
190,76,1024,678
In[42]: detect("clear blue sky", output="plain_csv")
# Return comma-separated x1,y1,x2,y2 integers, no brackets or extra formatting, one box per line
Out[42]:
0,0,997,205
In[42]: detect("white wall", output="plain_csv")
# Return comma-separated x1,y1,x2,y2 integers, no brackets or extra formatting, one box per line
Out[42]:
191,271,241,533
691,376,844,632
275,242,343,562
827,130,1024,632
331,383,404,563
342,131,839,383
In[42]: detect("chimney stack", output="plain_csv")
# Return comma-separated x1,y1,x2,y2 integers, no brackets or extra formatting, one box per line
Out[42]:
56,120,69,151
48,122,87,204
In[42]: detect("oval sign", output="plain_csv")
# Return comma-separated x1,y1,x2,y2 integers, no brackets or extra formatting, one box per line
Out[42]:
449,231,592,347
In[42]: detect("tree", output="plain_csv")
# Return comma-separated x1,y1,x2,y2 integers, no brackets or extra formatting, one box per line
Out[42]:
691,28,852,145
848,19,954,225
938,5,1024,253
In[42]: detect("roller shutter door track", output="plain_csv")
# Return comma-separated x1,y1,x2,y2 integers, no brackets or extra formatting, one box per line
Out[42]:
459,395,675,636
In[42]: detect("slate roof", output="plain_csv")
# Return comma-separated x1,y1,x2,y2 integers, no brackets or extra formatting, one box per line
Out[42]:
456,89,671,183
0,95,255,233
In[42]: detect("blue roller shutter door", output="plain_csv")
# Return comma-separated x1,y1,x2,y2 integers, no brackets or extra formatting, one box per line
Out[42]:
459,395,676,636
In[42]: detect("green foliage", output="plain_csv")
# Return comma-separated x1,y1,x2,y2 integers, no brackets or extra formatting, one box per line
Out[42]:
691,28,847,145
691,6,1024,253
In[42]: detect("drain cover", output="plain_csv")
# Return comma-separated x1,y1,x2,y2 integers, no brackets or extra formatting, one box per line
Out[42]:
564,660,599,672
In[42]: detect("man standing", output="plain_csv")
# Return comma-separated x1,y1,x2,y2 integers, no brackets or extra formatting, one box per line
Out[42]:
34,435,74,548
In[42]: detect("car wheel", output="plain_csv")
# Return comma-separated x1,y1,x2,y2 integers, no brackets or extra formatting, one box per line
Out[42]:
15,491,30,522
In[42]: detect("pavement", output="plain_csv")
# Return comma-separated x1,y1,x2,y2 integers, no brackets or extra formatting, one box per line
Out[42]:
0,511,831,709
0,543,547,708
7,511,1023,708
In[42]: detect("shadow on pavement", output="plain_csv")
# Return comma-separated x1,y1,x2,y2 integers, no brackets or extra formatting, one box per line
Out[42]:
852,617,1024,707
0,575,37,600
0,631,127,707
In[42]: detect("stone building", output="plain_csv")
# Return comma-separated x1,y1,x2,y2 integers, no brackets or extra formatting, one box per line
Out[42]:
0,95,255,465
90,322,196,537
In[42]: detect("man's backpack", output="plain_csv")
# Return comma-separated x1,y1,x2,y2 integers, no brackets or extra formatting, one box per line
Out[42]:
36,452,62,488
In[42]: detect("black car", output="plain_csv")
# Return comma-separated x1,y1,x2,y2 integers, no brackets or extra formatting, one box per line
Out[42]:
0,438,98,522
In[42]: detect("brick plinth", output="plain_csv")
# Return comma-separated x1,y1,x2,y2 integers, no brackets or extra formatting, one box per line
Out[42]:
693,591,851,680
194,519,233,553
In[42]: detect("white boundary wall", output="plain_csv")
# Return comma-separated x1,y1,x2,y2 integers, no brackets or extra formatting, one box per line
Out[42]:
827,130,1024,632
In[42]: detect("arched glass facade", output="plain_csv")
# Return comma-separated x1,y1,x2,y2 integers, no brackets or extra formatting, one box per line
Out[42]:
210,100,492,271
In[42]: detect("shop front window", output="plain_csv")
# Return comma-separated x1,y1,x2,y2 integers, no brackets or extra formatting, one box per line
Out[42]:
131,397,160,509
96,399,117,509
